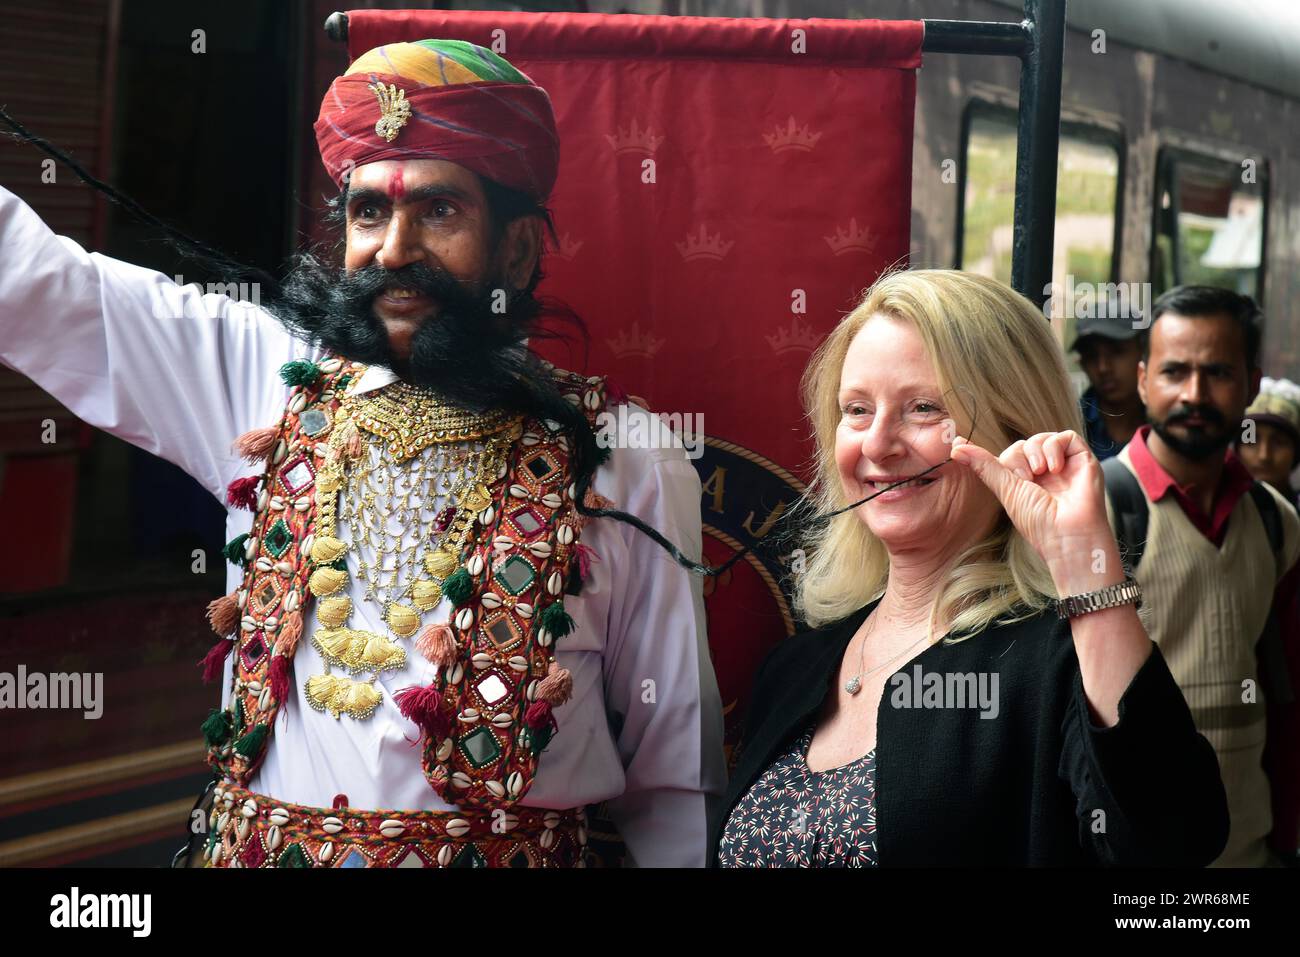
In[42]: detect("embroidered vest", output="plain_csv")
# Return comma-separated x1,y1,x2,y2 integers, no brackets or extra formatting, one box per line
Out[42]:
203,357,611,813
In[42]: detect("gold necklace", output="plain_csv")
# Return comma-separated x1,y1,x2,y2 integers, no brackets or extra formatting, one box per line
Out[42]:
342,438,493,621
304,383,522,720
348,380,520,462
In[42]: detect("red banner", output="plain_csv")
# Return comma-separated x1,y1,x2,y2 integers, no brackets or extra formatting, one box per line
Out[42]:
345,9,921,757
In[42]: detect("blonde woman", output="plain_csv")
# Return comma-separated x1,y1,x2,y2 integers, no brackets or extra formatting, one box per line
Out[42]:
711,270,1228,867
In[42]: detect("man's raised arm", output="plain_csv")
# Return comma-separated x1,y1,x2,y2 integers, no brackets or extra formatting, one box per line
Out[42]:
0,184,315,500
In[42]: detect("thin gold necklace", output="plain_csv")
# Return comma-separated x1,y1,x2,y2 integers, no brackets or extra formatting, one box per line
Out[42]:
845,616,937,695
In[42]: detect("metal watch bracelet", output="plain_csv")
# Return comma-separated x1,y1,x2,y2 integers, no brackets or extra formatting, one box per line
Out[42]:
1054,576,1143,620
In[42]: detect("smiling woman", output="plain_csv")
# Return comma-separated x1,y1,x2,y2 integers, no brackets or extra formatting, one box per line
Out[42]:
799,269,1083,635
711,269,1230,869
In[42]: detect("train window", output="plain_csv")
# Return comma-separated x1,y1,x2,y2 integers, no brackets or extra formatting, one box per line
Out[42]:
959,106,1122,296
1151,149,1266,302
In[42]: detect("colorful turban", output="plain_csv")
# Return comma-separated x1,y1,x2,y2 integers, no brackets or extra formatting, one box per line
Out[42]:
314,39,559,201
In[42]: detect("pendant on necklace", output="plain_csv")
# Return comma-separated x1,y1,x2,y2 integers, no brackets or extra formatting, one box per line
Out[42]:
845,676,862,695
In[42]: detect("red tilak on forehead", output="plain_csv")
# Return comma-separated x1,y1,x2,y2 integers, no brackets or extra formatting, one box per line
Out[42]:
387,168,405,201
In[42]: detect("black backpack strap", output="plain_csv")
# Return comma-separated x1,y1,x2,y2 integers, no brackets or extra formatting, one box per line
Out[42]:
1248,482,1293,706
1101,456,1148,574
1248,482,1283,561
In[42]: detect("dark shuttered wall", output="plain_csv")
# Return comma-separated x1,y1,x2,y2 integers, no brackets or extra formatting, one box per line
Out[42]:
0,0,118,593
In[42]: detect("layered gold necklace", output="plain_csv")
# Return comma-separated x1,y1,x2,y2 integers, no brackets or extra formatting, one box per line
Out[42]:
304,381,522,720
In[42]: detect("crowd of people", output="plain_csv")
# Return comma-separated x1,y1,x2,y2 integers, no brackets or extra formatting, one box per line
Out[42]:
1068,286,1300,866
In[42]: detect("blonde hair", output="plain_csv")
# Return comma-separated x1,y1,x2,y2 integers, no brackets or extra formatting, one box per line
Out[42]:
794,269,1084,638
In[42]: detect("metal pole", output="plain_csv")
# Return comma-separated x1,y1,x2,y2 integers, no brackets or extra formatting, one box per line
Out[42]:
1010,0,1066,308
922,19,1029,56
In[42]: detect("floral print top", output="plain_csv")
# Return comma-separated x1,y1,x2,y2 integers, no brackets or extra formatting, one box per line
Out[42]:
717,722,879,867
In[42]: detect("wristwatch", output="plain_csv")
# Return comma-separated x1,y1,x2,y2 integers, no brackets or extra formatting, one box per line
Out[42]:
1055,576,1143,620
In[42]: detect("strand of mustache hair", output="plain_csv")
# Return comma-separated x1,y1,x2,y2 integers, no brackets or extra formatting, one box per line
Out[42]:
571,407,982,580
0,106,280,289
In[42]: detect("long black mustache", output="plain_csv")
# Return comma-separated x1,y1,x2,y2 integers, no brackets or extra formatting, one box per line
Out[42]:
273,256,555,417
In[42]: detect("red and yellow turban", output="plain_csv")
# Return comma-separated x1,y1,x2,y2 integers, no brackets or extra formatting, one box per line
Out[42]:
314,39,559,201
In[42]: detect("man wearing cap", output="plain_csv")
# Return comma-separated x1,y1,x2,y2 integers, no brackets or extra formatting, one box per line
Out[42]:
1239,377,1300,510
1239,377,1300,862
1071,314,1146,461
1102,285,1300,866
0,39,725,868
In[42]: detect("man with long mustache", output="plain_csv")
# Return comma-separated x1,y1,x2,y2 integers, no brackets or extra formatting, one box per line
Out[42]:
0,38,724,868
1104,284,1300,866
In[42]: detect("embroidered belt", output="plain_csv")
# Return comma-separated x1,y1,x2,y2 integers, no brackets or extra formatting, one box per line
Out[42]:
204,782,589,869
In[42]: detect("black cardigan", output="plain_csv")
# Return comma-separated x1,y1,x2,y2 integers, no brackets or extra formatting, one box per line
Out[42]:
709,598,1230,867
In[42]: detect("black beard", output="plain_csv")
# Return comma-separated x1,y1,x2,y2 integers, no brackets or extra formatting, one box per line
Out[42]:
270,255,562,419
1149,405,1232,462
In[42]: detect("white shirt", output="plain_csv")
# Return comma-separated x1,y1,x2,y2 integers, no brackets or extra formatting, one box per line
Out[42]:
0,185,726,866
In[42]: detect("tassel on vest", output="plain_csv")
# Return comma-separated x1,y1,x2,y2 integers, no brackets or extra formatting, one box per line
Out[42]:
535,660,573,707
201,708,232,747
273,609,303,657
201,590,241,682
206,590,240,637
234,723,269,758
415,623,458,667
524,700,558,754
200,638,234,684
222,533,250,568
442,567,474,606
226,476,260,510
394,684,449,741
603,377,629,407
268,655,291,704
268,609,304,702
525,699,553,729
565,563,584,597
575,543,599,580
566,544,601,596
539,600,575,643
232,426,279,465
278,359,321,388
